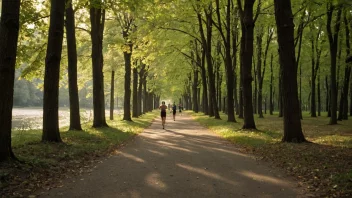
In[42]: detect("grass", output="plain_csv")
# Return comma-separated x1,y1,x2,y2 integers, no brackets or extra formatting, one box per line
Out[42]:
190,111,352,197
1,111,158,197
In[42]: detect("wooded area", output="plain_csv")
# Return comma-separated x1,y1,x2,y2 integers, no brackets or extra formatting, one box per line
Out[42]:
0,0,351,168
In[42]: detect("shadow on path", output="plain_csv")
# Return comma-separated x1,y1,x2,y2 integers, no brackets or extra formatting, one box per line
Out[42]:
40,113,303,198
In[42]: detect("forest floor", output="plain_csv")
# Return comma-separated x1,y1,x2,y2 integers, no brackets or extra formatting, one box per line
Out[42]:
191,111,352,198
36,112,304,198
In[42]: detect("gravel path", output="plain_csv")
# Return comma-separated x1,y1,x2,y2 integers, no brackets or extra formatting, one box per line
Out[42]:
40,113,303,198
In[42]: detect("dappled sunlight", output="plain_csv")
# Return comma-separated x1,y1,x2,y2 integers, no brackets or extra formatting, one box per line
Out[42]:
147,149,166,156
313,135,352,148
239,170,291,187
118,152,145,163
166,145,199,153
155,140,178,146
210,147,251,158
145,172,168,191
177,163,238,186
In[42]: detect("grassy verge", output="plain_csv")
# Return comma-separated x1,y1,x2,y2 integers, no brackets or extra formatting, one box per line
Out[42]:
190,111,352,198
0,111,157,197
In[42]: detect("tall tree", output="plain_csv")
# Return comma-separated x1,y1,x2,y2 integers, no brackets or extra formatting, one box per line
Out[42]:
197,3,220,119
42,0,66,142
119,14,134,121
339,10,351,120
0,0,21,161
65,0,82,130
215,0,236,122
309,25,323,118
259,26,273,118
90,0,108,127
274,0,306,142
110,70,115,120
237,0,258,129
132,62,138,118
326,0,342,125
269,53,274,115
138,64,146,116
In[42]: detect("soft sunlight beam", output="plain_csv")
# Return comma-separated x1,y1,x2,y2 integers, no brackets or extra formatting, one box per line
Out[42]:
177,163,238,186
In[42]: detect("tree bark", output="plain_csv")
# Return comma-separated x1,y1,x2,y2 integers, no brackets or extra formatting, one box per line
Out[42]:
90,2,107,127
66,0,82,130
253,55,257,114
42,0,66,142
200,5,220,119
200,49,208,115
326,2,342,125
317,70,321,116
143,72,147,114
350,77,352,116
193,66,199,113
326,76,331,116
278,65,283,117
132,64,138,118
215,0,235,121
0,0,21,161
138,64,146,116
258,26,272,118
270,54,274,115
310,32,317,117
238,0,256,129
341,12,351,120
123,30,133,121
274,0,306,142
110,71,115,120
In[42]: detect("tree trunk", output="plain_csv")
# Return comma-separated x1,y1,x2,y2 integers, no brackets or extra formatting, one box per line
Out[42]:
143,74,147,114
317,71,321,116
238,78,244,118
66,0,82,130
216,0,235,121
200,44,208,115
90,3,107,127
138,64,145,116
238,0,256,129
270,54,274,115
274,0,306,142
326,2,342,125
123,30,132,121
42,0,66,142
132,65,138,118
257,26,270,118
110,71,115,120
199,5,220,119
310,34,317,117
0,0,21,161
299,63,302,119
253,55,257,114
278,63,283,117
193,68,199,113
350,77,352,116
341,12,351,120
326,76,330,113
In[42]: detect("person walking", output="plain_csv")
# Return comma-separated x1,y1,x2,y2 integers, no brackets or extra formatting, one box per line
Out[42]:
159,101,167,129
178,103,183,116
172,102,177,121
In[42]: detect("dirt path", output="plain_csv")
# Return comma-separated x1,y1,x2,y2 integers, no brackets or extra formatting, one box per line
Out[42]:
40,113,303,198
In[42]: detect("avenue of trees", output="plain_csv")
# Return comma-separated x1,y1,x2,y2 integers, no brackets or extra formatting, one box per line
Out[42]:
1,0,352,161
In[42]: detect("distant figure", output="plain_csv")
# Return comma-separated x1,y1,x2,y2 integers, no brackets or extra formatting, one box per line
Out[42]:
172,102,177,121
159,101,167,129
178,103,183,115
168,103,171,113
